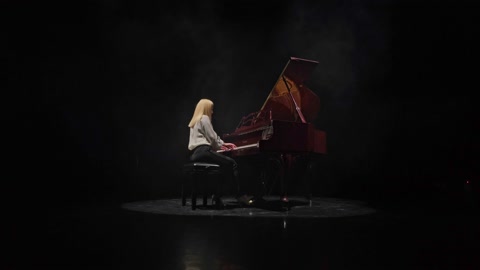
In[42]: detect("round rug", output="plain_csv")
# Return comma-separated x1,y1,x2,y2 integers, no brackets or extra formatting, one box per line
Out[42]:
121,196,376,218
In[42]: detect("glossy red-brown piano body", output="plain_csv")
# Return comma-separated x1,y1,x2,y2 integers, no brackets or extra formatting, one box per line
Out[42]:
220,57,327,157
221,120,326,157
219,57,327,203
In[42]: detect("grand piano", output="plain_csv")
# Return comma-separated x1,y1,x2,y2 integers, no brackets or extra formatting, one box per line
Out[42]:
218,57,327,204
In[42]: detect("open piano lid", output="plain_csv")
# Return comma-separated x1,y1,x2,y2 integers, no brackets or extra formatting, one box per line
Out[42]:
259,57,320,123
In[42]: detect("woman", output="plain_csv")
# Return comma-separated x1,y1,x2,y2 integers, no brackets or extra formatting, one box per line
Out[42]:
188,99,252,207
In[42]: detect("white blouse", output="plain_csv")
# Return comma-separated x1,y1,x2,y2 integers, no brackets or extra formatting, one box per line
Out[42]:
188,115,224,151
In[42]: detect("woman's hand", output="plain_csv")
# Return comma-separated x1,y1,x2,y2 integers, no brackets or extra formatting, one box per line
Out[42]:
221,142,237,151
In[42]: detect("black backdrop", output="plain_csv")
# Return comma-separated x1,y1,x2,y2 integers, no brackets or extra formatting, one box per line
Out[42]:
7,0,479,207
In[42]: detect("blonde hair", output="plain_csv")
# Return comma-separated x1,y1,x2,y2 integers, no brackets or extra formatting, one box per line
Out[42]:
188,99,214,128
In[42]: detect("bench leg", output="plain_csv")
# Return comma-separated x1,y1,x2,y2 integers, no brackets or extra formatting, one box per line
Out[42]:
202,174,208,206
192,175,198,210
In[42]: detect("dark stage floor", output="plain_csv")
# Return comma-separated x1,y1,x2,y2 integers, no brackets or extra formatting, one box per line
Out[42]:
10,196,480,270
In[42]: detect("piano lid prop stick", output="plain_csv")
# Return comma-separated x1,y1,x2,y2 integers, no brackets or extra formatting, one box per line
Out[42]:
282,75,307,123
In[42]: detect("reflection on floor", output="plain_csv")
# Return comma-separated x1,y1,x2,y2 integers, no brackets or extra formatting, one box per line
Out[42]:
10,196,480,269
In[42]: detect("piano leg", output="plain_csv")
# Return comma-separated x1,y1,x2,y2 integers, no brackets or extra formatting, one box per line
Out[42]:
279,154,295,208
280,153,316,207
239,154,312,209
295,153,315,207
242,155,284,205
246,155,289,209
305,154,314,207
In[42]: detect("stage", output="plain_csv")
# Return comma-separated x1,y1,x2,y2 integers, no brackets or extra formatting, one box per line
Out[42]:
7,0,480,269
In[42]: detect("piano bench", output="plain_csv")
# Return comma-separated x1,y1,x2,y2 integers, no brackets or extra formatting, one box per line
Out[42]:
182,162,223,210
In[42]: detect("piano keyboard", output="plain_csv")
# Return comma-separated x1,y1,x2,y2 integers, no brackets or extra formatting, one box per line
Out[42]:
217,143,259,153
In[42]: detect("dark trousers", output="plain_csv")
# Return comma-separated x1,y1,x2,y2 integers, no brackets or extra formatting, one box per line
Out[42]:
190,145,240,196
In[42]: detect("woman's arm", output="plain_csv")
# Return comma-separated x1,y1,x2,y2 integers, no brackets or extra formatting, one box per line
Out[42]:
200,116,224,150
